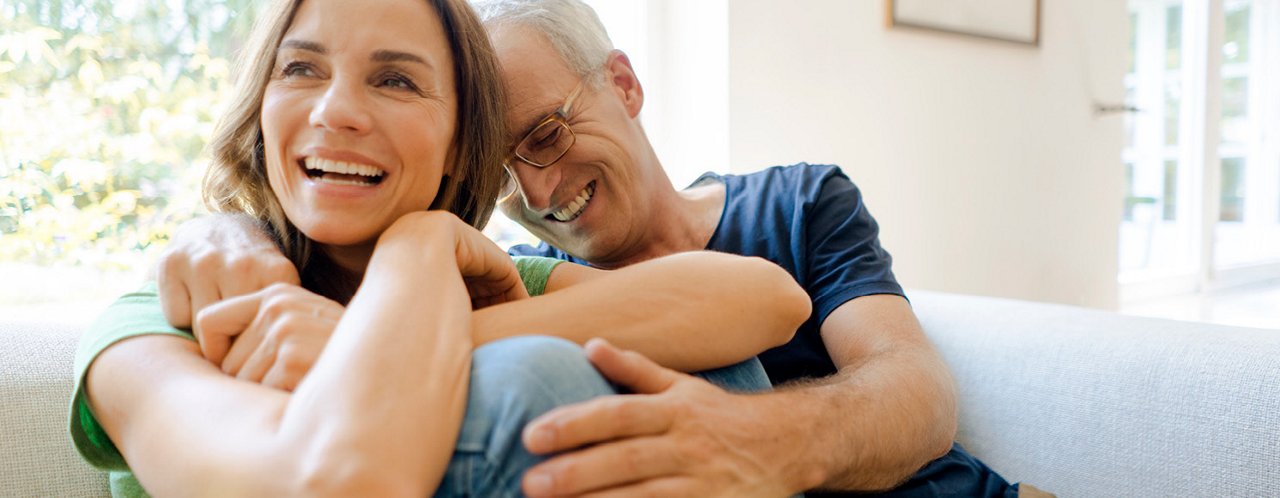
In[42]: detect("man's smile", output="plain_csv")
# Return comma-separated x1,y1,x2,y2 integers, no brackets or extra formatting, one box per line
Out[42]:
548,180,596,222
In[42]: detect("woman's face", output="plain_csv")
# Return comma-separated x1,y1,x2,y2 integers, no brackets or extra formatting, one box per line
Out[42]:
261,0,457,250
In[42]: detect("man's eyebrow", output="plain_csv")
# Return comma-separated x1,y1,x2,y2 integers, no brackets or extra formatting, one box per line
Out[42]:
280,39,326,54
515,105,558,140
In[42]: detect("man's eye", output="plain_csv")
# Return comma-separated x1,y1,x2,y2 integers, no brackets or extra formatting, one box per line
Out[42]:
529,124,562,149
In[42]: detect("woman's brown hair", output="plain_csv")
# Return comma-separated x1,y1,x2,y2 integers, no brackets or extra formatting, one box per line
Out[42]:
202,0,507,301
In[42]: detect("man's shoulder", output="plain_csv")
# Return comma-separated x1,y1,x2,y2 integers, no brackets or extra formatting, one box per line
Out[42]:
733,162,846,190
719,163,848,206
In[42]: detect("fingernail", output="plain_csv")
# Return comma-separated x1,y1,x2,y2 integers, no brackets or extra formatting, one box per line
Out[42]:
529,426,554,450
525,471,553,496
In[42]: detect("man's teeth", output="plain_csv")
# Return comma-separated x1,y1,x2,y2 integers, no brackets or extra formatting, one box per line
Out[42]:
552,183,595,222
304,157,385,179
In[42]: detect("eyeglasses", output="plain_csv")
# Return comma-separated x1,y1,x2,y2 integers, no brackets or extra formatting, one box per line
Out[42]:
498,77,588,201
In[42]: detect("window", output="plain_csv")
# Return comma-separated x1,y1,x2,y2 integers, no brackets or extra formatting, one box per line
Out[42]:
1,1,259,322
1123,0,1280,295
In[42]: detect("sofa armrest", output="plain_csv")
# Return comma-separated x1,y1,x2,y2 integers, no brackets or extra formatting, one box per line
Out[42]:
909,290,1280,497
0,320,110,497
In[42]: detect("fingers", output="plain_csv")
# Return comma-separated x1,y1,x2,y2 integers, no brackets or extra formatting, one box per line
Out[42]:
222,321,271,378
522,438,685,498
154,214,299,331
156,259,194,329
524,394,672,455
193,291,265,365
574,477,693,498
584,338,683,394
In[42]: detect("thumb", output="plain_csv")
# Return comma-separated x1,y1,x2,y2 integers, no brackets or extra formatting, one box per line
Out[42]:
583,338,681,394
193,291,264,364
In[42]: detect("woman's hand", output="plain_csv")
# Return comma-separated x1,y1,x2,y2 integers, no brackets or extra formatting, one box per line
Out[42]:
156,214,299,333
381,211,529,309
194,283,343,391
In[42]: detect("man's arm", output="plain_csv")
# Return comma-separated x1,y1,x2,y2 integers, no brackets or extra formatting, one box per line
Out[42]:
473,252,810,372
785,294,956,490
516,294,956,496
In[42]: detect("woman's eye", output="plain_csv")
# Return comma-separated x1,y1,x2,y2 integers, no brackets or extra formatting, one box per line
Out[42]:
378,73,419,92
281,61,316,78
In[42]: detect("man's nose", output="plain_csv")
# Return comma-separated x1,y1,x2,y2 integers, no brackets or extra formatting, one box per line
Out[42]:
309,77,373,134
508,159,561,213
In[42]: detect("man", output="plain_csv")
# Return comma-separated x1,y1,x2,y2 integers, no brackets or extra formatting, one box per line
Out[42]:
159,0,1038,496
473,1,1031,496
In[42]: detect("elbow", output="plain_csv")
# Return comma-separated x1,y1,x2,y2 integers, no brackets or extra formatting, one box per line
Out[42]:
289,451,426,498
744,256,811,347
292,464,422,498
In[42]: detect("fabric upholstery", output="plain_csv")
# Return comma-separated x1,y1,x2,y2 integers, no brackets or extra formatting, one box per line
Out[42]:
911,290,1280,497
0,319,110,497
2,291,1277,498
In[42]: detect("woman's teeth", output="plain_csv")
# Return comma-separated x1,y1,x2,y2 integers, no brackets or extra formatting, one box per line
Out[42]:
303,157,385,185
552,182,595,222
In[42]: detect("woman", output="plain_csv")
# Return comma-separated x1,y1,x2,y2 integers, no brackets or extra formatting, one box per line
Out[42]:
70,0,809,496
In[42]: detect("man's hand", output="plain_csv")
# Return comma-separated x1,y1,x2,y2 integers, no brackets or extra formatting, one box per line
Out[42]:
193,283,342,391
519,339,820,498
157,214,299,332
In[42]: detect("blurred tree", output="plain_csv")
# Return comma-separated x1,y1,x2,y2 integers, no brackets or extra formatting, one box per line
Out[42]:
0,0,258,269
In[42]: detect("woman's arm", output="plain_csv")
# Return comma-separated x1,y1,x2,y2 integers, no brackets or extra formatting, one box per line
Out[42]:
472,252,811,372
86,212,477,497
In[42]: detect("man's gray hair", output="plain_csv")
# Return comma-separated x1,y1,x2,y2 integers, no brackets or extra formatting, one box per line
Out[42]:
473,0,614,83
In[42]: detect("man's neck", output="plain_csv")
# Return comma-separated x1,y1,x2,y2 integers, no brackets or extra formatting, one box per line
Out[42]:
595,180,726,269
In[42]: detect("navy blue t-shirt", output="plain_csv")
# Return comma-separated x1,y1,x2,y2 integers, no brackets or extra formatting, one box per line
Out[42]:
510,163,902,384
510,163,1016,497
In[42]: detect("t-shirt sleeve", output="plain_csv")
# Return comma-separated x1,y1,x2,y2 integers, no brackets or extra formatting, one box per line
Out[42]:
514,256,566,297
69,282,194,472
805,171,905,326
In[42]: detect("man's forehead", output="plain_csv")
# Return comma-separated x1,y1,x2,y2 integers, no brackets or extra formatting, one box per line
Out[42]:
492,26,581,136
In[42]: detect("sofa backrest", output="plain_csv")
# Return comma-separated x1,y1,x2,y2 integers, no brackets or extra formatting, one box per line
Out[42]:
912,290,1280,497
0,319,110,497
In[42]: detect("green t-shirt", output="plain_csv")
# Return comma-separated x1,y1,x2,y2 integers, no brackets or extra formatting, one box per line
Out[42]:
68,255,564,497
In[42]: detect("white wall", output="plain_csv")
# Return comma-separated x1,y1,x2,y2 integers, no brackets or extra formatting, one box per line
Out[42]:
724,0,1127,309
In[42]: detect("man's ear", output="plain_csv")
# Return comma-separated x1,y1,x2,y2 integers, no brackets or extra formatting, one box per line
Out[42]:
604,50,644,119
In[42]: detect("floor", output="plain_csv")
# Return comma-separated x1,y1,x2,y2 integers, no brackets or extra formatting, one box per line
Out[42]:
1120,279,1280,330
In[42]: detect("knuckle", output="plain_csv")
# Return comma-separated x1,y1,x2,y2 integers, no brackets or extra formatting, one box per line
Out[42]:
190,250,221,274
260,295,294,321
620,443,646,476
157,250,186,278
265,258,300,282
225,255,257,276
270,315,301,337
193,308,216,333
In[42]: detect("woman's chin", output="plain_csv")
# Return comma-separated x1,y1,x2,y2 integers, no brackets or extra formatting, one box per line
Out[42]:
297,223,382,249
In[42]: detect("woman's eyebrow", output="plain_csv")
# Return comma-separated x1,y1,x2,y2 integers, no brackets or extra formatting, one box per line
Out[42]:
280,39,325,54
371,49,432,70
278,39,432,71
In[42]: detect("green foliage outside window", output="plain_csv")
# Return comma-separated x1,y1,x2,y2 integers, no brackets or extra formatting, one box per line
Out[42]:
1,0,258,270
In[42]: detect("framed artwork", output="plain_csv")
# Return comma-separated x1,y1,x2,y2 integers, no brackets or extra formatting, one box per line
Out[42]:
886,0,1042,46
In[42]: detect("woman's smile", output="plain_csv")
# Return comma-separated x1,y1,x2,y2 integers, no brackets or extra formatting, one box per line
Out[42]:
301,157,386,187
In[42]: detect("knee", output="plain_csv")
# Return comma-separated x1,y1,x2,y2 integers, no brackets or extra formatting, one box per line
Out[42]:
472,336,616,409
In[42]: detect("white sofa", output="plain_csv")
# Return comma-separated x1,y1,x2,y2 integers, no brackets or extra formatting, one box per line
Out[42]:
3,291,1278,497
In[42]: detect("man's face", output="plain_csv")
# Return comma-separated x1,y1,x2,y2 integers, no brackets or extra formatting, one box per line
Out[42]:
491,25,655,265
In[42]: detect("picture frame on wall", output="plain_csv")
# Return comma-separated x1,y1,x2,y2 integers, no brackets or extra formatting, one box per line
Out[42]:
886,0,1042,46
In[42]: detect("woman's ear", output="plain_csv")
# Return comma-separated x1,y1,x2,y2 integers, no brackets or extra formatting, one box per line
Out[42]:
604,50,644,119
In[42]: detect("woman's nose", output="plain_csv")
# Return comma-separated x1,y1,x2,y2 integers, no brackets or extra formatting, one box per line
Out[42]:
309,77,373,134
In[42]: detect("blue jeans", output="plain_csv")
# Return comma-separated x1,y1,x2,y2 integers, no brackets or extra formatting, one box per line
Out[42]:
432,336,771,498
